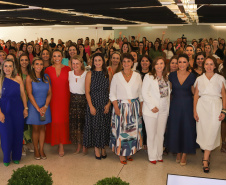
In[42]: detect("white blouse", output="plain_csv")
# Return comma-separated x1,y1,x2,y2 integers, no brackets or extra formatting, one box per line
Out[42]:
69,70,87,94
163,50,174,60
195,73,226,97
109,71,143,102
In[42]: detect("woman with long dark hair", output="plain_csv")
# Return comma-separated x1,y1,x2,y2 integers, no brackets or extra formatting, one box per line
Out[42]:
83,53,112,160
78,44,89,64
40,48,52,69
164,42,175,60
62,44,78,68
192,52,205,78
166,54,196,166
26,43,36,64
26,57,51,160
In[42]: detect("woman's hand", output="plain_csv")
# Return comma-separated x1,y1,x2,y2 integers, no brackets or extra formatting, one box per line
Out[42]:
23,109,28,118
114,107,120,116
151,107,159,113
90,105,96,116
219,113,225,121
40,106,47,116
104,103,111,114
0,111,5,123
194,110,199,122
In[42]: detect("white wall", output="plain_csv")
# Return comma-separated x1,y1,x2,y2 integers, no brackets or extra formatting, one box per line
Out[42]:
1,24,226,44
0,26,114,43
114,24,226,43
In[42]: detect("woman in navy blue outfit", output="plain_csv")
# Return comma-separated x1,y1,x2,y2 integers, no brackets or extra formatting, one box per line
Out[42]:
26,57,52,160
0,59,28,166
166,54,196,166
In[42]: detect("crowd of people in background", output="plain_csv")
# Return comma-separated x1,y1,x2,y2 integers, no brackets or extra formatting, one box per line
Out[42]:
0,31,226,174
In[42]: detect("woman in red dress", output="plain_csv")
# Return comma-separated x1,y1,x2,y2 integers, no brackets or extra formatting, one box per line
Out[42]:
45,49,71,156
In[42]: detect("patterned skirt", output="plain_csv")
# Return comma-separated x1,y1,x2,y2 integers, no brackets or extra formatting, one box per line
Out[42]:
110,98,143,156
69,93,86,145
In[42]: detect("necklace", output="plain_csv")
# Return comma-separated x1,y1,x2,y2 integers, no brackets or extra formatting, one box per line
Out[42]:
123,70,132,77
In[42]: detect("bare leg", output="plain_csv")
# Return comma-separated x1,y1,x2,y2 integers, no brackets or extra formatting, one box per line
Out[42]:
32,125,40,158
39,125,46,157
76,143,82,153
203,150,211,170
176,153,181,162
83,146,88,155
94,147,101,157
59,144,64,157
180,153,187,164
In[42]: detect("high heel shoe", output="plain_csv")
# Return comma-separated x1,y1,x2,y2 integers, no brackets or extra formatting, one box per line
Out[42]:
202,160,210,173
127,156,133,161
101,148,107,159
94,150,101,160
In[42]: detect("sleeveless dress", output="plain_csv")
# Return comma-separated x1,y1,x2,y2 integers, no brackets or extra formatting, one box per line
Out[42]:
26,75,51,125
166,71,196,154
45,66,71,146
0,78,24,163
83,71,111,148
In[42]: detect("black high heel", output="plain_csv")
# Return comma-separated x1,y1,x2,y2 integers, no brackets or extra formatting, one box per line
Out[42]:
94,150,101,160
202,160,210,173
101,148,107,159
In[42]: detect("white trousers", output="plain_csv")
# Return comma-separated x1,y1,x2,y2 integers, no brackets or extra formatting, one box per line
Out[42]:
143,97,169,161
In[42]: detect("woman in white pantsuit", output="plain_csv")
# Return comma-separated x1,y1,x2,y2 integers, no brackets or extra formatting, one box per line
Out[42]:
142,56,170,164
194,56,226,173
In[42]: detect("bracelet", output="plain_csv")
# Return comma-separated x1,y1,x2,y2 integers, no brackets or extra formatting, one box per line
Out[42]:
221,109,226,114
44,105,48,108
24,107,28,110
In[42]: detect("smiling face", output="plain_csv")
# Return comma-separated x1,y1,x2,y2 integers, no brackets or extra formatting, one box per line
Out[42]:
141,57,151,71
3,61,14,76
41,50,50,61
72,59,82,72
205,45,211,54
0,52,6,63
130,52,137,63
111,53,120,66
33,60,44,74
122,58,133,70
93,56,103,70
20,56,29,69
170,58,178,72
185,46,194,58
178,57,189,71
52,51,63,65
69,46,77,58
155,59,165,74
79,45,84,52
27,45,33,54
122,44,128,53
196,55,205,68
204,58,215,73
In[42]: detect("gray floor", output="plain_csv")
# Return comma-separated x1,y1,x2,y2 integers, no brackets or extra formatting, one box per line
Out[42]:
1,144,226,185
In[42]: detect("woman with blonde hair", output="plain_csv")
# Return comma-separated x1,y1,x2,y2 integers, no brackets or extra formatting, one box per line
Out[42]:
0,59,28,166
107,51,122,75
69,55,87,154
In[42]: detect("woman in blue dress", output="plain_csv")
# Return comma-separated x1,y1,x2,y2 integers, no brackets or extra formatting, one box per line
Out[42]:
0,59,28,166
166,54,196,166
26,57,52,160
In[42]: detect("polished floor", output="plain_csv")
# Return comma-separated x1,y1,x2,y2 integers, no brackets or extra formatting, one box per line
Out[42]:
0,144,226,185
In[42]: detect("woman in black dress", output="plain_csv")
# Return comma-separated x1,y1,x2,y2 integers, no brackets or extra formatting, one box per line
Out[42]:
83,53,112,160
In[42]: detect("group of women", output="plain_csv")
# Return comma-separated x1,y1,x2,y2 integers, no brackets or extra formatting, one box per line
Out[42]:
0,36,225,175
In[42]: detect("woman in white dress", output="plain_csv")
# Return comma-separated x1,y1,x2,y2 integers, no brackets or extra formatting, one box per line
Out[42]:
194,56,226,173
109,53,143,165
142,56,170,164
